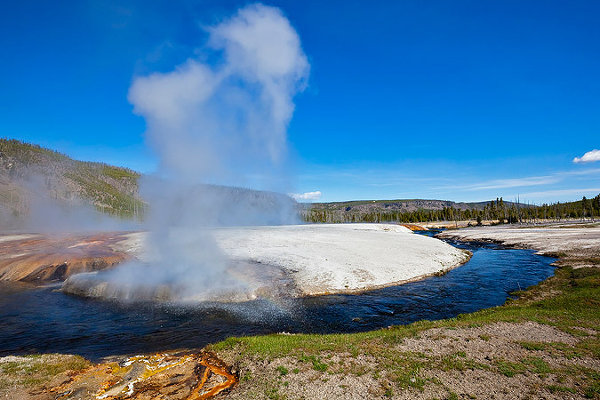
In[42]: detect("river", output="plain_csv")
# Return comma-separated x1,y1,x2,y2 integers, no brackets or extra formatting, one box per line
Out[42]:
0,233,555,361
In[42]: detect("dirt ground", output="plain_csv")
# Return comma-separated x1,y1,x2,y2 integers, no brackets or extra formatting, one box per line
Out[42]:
218,321,598,399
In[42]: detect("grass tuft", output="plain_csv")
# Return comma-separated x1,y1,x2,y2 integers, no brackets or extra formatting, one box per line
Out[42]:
276,366,288,376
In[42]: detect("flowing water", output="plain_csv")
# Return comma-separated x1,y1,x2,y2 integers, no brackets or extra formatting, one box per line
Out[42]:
0,233,555,361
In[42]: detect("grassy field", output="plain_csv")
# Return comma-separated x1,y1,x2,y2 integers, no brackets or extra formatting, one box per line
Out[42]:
0,354,90,392
210,265,600,399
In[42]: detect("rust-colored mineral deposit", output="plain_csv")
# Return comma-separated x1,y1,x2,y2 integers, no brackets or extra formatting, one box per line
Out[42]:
0,232,133,284
48,351,237,400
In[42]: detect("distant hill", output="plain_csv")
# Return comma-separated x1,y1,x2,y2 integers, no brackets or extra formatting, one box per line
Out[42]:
302,196,598,224
0,138,298,227
0,138,144,220
300,198,537,224
304,198,525,214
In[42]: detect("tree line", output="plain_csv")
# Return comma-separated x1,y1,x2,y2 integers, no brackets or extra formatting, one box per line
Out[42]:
301,195,600,225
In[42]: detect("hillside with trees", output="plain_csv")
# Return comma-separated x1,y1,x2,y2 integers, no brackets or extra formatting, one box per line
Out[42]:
0,139,296,227
302,196,600,225
0,138,145,221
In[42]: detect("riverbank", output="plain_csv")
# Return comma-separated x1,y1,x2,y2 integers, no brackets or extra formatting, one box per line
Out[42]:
437,221,600,270
210,266,598,397
0,232,132,283
206,224,599,399
3,263,598,399
1,224,598,399
207,265,599,399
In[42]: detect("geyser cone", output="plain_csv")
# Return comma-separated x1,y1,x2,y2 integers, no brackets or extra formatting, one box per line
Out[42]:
61,255,302,303
62,271,175,302
62,262,256,303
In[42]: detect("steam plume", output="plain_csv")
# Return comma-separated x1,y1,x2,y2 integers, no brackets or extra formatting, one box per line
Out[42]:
128,3,308,183
64,4,309,301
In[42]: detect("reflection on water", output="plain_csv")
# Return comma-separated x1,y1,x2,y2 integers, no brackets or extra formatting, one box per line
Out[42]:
0,234,555,360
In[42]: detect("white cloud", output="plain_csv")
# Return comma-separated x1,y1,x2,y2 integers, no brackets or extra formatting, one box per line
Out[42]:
433,168,600,192
455,176,559,191
290,191,322,201
573,149,600,163
520,188,600,198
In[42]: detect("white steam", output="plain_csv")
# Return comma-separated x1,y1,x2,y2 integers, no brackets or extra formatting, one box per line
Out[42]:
128,3,308,182
64,4,309,302
0,172,136,233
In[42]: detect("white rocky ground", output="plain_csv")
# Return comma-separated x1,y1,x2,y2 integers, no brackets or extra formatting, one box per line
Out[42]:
213,224,470,295
438,222,600,269
109,224,470,298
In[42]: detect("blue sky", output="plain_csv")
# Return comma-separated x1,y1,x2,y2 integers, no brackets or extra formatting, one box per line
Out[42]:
1,0,599,203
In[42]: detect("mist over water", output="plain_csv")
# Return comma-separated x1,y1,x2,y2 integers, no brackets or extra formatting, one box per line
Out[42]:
64,4,310,301
2,243,556,359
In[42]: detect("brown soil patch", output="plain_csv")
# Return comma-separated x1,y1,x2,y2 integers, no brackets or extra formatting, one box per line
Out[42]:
399,224,428,231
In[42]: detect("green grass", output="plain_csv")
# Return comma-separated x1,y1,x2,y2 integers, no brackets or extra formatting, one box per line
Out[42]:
490,356,551,378
298,354,328,372
0,354,90,390
209,266,600,395
547,384,577,394
547,342,583,359
211,267,600,358
447,392,460,400
438,352,487,373
276,366,288,376
523,357,551,375
519,341,547,351
495,360,527,377
584,370,600,398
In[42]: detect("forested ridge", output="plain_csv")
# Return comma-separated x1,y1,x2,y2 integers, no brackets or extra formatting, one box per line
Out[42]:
0,138,145,220
302,196,600,225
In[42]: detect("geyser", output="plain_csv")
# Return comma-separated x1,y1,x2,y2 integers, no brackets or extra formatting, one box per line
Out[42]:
63,3,310,302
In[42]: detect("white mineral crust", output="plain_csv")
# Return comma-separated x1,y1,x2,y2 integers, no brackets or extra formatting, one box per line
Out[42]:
211,223,470,296
90,223,470,299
